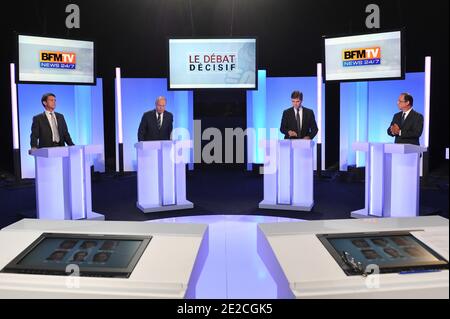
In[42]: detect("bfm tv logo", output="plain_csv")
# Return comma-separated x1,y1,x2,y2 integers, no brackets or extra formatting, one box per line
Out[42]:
40,51,77,69
342,47,381,67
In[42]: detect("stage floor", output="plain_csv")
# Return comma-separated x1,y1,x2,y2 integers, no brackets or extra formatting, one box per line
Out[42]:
149,215,300,298
0,167,448,229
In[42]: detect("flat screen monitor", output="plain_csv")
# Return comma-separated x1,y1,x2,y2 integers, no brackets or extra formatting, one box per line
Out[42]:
1,233,152,278
324,30,404,82
17,34,96,85
168,38,257,89
317,231,448,276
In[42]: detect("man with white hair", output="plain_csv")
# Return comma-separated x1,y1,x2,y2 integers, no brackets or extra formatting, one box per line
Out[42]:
138,96,173,141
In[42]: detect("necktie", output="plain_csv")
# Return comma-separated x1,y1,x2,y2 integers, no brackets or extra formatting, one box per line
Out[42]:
50,112,60,143
401,112,406,125
157,113,162,130
296,109,301,136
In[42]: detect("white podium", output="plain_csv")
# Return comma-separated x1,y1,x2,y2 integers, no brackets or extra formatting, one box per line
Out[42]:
351,142,426,219
31,145,104,220
135,140,193,213
259,139,314,211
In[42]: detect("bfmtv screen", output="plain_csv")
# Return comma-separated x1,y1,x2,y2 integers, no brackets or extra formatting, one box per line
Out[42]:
18,35,95,85
324,31,403,81
168,38,257,89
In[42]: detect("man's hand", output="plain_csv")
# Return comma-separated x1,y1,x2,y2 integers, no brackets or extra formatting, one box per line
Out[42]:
288,130,297,138
391,124,400,135
28,147,37,155
303,136,311,140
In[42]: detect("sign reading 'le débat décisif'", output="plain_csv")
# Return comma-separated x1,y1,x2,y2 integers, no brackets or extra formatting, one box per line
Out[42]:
169,38,256,89
188,53,237,72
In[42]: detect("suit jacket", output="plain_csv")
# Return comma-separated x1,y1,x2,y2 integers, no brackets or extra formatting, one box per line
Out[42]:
280,106,318,139
30,112,74,148
387,109,423,145
138,110,173,141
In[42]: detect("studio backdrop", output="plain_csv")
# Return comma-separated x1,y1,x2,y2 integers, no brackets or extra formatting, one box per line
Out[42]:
18,80,105,179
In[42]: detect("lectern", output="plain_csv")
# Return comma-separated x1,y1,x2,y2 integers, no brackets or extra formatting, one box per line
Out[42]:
259,139,315,211
351,142,426,218
135,140,193,213
31,145,104,220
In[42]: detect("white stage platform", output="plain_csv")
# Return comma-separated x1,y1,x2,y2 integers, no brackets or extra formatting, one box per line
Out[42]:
258,216,449,299
0,219,208,299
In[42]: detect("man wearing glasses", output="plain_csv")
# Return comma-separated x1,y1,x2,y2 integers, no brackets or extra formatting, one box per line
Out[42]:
387,93,423,145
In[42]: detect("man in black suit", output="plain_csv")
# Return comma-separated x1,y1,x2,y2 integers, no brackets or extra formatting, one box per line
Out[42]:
387,93,423,145
280,91,318,140
30,93,74,151
138,96,173,141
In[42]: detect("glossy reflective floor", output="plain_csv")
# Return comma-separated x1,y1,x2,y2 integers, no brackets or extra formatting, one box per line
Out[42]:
149,215,301,298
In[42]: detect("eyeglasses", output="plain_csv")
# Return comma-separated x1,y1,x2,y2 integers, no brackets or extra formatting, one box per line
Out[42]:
397,100,407,103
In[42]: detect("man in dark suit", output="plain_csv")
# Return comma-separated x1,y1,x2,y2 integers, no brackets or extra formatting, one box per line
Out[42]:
138,96,173,141
30,93,74,151
387,93,423,145
280,91,318,140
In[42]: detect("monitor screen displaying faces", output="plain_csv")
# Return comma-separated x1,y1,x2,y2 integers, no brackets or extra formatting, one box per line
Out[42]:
317,231,448,276
1,233,152,278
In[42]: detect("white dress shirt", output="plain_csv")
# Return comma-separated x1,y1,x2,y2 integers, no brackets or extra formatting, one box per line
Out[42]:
44,110,60,142
294,106,303,132
399,107,413,136
156,111,164,127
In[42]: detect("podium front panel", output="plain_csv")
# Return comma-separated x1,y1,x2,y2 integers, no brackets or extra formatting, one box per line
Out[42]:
161,141,176,206
68,147,86,220
389,153,420,217
137,147,160,207
262,141,277,205
292,146,314,207
351,142,423,219
368,144,384,217
277,141,291,205
175,162,187,204
35,157,70,219
84,154,93,216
